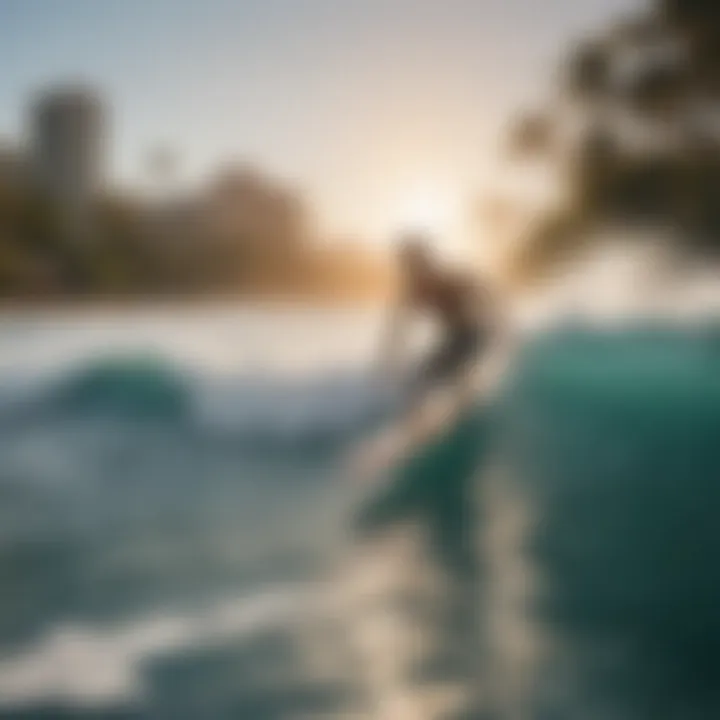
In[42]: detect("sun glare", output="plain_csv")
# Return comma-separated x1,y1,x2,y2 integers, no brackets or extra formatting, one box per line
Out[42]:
394,185,459,242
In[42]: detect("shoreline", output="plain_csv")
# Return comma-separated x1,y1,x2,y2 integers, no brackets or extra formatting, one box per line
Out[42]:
0,293,387,315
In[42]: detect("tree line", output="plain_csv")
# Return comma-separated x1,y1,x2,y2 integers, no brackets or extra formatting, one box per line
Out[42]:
0,164,390,301
498,0,720,281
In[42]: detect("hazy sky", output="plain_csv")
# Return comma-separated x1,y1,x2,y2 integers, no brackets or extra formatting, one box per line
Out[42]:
0,0,639,243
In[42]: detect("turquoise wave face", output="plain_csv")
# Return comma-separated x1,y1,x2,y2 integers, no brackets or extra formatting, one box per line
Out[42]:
489,322,720,717
352,321,720,718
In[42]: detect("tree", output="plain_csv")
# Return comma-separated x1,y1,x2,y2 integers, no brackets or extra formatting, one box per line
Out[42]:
502,0,720,281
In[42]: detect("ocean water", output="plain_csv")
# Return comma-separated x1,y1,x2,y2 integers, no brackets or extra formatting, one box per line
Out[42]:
0,306,397,719
2,305,720,719
479,322,720,720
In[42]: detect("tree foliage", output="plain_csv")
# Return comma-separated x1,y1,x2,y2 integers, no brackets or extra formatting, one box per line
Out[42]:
506,0,720,280
0,165,385,300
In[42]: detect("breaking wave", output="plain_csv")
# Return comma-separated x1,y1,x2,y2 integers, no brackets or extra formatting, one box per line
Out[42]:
0,355,401,452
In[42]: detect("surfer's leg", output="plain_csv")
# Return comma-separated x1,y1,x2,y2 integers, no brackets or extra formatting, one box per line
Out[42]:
406,339,455,405
396,328,485,445
420,329,481,388
407,337,455,399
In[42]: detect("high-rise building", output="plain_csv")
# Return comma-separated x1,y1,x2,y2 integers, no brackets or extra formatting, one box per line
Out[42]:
30,86,105,234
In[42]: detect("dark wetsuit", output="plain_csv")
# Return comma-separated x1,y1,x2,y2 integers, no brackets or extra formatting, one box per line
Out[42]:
407,273,488,390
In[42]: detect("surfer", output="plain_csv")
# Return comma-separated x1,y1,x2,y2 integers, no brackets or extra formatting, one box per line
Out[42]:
379,233,497,412
349,233,498,479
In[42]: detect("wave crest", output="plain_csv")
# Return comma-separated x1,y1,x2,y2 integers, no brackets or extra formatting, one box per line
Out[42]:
0,355,399,451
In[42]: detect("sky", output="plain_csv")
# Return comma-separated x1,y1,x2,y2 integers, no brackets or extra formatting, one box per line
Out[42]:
0,0,640,247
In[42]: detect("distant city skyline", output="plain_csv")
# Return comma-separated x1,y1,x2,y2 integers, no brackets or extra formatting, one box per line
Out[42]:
0,0,641,246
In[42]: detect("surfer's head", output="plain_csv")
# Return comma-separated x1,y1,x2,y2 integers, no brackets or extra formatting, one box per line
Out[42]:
397,232,436,277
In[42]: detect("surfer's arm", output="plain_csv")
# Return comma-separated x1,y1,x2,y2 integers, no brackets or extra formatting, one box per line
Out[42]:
378,292,412,377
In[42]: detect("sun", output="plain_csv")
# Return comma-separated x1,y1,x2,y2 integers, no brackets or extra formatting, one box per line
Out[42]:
392,184,459,243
